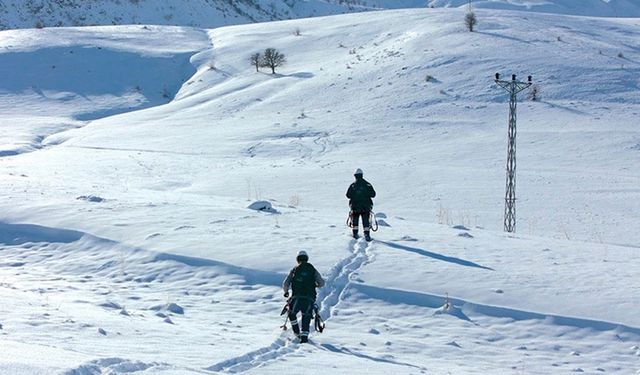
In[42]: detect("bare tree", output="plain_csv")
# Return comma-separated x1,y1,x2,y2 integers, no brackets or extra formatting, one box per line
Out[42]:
260,48,286,74
465,11,477,32
249,52,261,72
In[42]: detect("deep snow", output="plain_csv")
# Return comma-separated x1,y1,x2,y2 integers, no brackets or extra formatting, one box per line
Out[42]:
0,7,639,375
3,0,640,31
428,0,640,17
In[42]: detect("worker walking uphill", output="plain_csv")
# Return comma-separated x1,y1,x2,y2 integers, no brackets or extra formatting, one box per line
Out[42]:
282,250,325,343
346,168,376,241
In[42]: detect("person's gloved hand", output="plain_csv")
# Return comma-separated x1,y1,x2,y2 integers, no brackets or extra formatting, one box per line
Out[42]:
284,292,289,298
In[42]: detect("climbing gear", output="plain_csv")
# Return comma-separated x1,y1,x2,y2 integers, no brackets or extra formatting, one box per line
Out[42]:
346,210,354,228
370,211,379,232
279,298,291,330
313,304,325,333
348,211,378,231
280,314,289,331
280,298,325,334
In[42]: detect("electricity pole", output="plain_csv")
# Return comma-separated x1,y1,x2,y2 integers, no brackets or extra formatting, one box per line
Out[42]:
494,73,532,233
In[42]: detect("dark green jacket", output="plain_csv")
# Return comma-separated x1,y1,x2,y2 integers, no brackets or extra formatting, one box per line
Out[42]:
283,262,325,299
346,177,376,213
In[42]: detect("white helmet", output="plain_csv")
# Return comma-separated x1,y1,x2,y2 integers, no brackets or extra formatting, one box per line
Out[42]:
354,168,363,176
296,250,309,262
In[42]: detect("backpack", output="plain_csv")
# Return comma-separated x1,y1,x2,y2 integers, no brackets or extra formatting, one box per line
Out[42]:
349,180,373,212
352,182,368,200
291,262,317,298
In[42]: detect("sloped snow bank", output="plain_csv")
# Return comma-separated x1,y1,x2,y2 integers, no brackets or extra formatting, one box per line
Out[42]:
428,0,640,17
0,26,210,156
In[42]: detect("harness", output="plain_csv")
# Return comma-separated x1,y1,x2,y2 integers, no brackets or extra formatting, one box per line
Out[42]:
280,297,325,333
346,210,379,232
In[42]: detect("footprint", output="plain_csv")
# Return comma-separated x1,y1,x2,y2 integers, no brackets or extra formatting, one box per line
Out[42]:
174,225,195,231
145,233,162,240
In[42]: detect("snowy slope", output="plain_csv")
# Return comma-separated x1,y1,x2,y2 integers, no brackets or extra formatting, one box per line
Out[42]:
0,0,360,30
3,0,640,31
4,8,636,244
1,7,640,375
428,0,640,17
0,25,210,155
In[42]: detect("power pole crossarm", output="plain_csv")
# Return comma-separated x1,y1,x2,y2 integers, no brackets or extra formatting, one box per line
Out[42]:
494,73,532,233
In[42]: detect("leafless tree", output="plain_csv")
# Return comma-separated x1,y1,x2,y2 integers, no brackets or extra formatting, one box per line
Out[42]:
249,52,261,72
260,48,286,74
465,11,477,32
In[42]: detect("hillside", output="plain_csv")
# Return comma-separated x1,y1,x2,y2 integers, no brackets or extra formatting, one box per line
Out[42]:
0,0,358,30
0,7,639,375
428,0,640,17
3,8,638,245
2,0,640,30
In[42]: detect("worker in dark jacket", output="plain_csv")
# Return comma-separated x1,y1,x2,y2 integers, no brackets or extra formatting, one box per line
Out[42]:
346,168,376,241
283,250,325,343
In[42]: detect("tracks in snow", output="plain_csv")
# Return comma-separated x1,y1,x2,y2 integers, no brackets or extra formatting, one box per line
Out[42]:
206,334,297,373
205,238,374,373
63,357,169,375
317,238,373,319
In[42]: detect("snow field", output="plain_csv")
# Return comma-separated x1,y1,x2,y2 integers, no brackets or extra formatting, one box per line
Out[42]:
0,7,639,374
1,219,639,373
3,0,640,31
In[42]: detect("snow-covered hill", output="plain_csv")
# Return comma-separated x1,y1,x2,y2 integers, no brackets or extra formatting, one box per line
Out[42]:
2,0,640,31
0,7,639,375
428,0,640,17
0,0,360,30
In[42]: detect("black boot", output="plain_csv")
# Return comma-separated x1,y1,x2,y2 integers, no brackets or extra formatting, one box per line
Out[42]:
364,231,371,242
300,331,309,343
352,229,359,239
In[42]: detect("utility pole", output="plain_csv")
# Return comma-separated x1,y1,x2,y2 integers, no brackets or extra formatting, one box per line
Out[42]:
494,73,532,233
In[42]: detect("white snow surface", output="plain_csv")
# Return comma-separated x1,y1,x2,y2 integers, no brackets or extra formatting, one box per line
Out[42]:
1,7,640,375
0,0,357,30
2,0,640,31
429,0,640,17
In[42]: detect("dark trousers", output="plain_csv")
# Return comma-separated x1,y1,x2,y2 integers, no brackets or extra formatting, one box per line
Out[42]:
351,211,371,233
288,297,313,337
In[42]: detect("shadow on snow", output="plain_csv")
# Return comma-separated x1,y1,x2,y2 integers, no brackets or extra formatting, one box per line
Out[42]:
378,240,494,271
353,283,640,336
0,221,84,245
